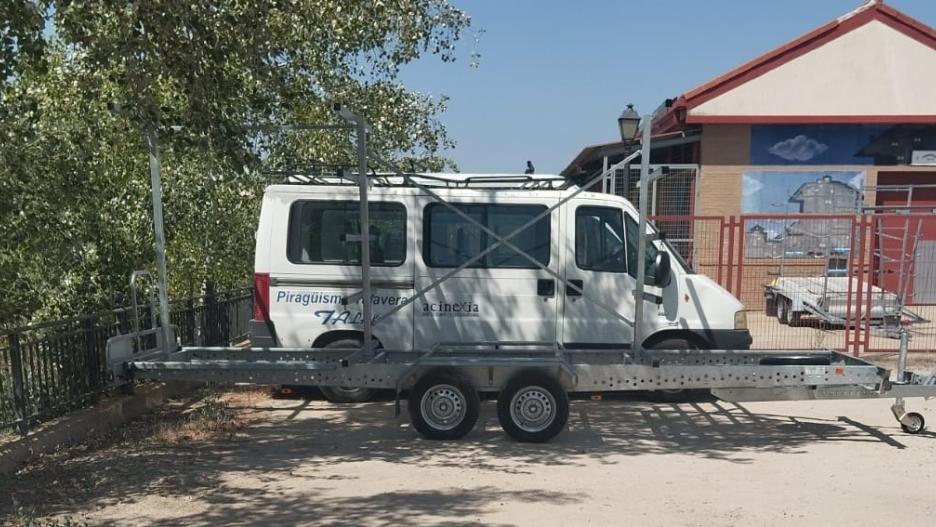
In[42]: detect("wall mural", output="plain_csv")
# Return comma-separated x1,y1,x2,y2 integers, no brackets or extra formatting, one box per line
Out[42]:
750,124,936,166
742,170,864,259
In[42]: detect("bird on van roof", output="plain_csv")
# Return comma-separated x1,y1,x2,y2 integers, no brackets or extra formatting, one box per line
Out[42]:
525,161,535,174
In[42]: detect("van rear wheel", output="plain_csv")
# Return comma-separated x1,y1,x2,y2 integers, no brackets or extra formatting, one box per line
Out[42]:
319,338,374,403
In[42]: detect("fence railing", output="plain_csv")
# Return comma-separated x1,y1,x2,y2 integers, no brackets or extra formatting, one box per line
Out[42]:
0,286,251,435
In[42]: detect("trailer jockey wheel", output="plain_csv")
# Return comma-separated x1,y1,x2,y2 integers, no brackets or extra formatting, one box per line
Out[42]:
408,369,480,440
901,412,926,434
497,371,569,443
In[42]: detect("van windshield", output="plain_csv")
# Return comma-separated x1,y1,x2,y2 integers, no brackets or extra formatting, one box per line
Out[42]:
625,214,694,275
649,221,694,274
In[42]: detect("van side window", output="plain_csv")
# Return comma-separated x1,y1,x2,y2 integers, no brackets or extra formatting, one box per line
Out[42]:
575,207,626,272
424,204,550,268
624,215,658,281
287,201,406,266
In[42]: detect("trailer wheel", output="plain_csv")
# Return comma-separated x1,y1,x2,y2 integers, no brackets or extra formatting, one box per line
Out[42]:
319,338,374,403
408,369,479,440
901,412,926,434
788,309,802,327
777,298,789,325
782,299,802,327
497,371,569,443
765,295,778,317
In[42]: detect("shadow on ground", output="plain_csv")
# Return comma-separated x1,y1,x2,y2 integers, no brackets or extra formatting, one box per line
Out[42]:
0,391,914,525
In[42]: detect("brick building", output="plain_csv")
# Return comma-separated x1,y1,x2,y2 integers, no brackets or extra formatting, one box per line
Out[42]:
563,0,936,308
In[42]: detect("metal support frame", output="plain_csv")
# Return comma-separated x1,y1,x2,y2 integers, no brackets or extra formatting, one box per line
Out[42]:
333,105,375,354
129,270,158,353
144,127,174,357
633,116,653,358
365,149,643,333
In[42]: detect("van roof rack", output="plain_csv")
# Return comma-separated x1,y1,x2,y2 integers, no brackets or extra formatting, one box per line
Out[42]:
264,168,573,190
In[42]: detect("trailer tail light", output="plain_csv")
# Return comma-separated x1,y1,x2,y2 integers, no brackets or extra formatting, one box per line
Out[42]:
253,273,271,321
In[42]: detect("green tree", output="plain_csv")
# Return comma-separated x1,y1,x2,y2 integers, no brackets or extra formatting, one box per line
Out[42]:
0,1,472,326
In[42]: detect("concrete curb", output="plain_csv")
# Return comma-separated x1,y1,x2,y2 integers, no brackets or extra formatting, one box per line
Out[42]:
0,382,194,477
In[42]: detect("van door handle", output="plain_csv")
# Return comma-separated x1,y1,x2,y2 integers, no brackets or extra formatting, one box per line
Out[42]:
537,278,555,297
566,279,583,296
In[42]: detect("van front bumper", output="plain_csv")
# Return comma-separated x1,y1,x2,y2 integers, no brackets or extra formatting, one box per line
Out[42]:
704,329,753,350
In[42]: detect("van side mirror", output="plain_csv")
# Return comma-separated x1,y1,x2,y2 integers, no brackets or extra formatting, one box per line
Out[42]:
653,252,672,287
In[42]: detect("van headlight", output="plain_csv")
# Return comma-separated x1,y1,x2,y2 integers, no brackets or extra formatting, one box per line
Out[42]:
734,310,748,330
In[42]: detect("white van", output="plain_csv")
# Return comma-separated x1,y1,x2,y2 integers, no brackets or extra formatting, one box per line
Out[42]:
250,175,751,401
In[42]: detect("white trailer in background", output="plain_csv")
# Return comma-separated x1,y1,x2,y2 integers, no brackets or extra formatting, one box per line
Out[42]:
765,276,903,327
105,106,936,443
764,276,928,332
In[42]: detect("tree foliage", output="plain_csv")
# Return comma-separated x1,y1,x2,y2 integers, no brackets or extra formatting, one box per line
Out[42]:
0,1,471,326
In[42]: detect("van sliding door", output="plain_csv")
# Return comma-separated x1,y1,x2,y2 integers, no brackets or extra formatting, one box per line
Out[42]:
414,198,560,348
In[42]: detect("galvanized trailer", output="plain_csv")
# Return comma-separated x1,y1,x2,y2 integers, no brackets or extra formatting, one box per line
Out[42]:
106,106,936,443
107,329,936,442
764,276,908,327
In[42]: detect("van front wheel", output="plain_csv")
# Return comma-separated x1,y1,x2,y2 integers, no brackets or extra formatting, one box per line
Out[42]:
648,337,700,402
319,338,375,403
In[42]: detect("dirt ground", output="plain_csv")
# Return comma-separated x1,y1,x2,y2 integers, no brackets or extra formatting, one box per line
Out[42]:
2,386,936,527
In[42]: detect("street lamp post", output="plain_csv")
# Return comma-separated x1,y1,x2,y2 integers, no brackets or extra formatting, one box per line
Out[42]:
618,104,640,141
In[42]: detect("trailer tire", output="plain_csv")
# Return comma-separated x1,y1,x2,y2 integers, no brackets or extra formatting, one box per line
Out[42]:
777,298,790,325
497,371,569,443
409,369,479,440
788,309,802,327
765,295,778,317
319,338,375,403
779,298,802,327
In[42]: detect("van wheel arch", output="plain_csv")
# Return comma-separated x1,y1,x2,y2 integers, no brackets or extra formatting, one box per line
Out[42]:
642,331,710,350
312,330,383,350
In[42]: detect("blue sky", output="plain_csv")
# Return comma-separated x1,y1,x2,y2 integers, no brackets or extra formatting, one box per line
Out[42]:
400,0,936,174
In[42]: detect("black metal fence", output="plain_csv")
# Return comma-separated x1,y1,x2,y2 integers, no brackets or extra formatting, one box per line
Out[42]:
0,286,251,436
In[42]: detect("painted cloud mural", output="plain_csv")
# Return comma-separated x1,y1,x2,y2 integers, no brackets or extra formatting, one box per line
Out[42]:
767,135,829,162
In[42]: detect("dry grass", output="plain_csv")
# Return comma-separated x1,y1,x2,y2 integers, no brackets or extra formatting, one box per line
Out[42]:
0,430,16,446
2,511,89,527
148,385,269,446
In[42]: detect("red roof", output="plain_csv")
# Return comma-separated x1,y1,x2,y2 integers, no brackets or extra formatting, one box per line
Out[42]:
655,1,936,132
